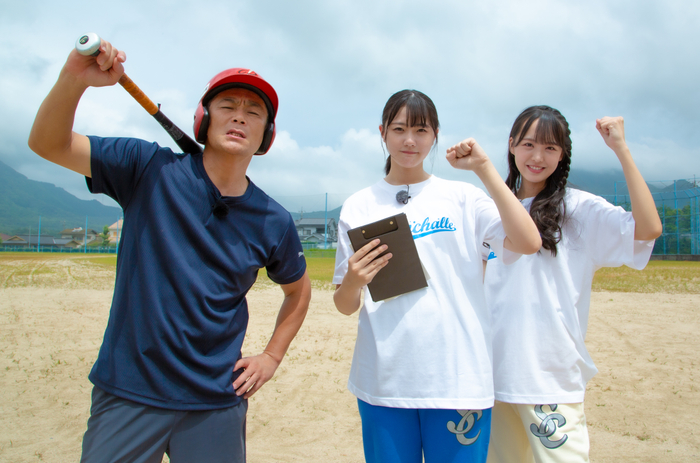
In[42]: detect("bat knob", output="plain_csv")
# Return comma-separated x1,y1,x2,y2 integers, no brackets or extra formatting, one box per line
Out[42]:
75,33,101,56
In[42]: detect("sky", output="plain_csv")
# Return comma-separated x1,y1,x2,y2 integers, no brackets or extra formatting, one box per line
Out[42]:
1,0,699,213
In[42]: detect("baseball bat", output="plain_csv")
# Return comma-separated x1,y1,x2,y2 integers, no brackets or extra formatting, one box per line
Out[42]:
75,33,202,154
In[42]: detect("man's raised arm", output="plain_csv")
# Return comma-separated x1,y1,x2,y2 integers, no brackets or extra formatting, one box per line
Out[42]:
28,39,126,177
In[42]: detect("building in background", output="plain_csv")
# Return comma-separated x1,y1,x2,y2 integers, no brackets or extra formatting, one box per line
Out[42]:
294,218,338,249
0,234,76,249
107,219,124,245
59,227,101,246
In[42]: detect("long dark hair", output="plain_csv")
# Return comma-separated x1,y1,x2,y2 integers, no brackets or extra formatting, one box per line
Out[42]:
381,90,440,175
506,105,572,256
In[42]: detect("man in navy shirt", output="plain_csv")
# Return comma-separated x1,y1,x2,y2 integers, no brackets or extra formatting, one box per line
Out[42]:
29,37,311,462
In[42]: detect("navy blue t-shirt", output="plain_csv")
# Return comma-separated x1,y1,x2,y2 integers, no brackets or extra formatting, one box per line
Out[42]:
86,137,306,410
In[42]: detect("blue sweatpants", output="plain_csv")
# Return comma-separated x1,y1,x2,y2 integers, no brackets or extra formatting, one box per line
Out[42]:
358,399,492,463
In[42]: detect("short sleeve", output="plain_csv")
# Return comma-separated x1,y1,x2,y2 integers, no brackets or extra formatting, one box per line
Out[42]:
87,136,159,208
471,187,517,264
332,214,354,285
265,214,307,285
576,193,654,270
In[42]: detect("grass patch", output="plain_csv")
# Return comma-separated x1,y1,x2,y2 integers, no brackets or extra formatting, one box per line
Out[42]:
75,256,118,267
1,252,337,289
592,260,700,294
255,255,336,289
6,253,694,294
0,252,119,289
0,252,116,261
305,256,336,284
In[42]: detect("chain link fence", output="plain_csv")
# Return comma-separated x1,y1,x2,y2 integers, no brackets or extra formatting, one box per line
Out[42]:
3,179,699,256
601,178,699,256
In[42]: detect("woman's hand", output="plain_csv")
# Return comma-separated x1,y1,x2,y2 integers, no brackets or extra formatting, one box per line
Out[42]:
343,239,392,291
595,116,627,154
596,116,662,240
446,138,493,175
333,239,392,315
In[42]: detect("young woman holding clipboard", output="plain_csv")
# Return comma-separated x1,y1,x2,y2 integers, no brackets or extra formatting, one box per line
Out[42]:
332,89,541,463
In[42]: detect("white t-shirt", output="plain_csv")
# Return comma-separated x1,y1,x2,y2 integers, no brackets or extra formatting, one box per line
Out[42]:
485,188,655,404
333,176,508,409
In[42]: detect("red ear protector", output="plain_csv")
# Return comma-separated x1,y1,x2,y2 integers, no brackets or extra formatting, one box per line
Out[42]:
193,69,278,155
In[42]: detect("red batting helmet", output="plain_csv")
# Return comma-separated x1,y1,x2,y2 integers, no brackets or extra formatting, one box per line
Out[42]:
193,68,278,155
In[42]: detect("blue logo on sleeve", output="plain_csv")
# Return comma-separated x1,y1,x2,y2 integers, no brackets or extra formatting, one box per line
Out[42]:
482,242,497,260
410,216,457,239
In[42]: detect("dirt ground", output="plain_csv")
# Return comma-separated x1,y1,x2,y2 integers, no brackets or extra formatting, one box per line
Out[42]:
1,258,699,462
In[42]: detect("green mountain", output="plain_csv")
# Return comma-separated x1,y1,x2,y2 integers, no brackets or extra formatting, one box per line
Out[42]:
568,169,626,196
0,160,122,236
568,169,697,207
1,157,694,238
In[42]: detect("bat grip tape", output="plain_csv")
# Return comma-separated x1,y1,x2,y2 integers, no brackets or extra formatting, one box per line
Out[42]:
118,74,159,115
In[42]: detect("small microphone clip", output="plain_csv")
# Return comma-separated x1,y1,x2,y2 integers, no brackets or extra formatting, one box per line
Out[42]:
396,185,411,205
213,201,229,218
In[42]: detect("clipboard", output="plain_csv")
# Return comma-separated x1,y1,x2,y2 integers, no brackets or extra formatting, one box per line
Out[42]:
347,213,428,302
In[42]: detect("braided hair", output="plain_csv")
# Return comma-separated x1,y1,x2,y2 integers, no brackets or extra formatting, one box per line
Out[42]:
505,106,572,256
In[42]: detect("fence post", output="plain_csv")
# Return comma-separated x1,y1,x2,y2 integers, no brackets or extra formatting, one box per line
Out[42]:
692,196,697,255
116,217,121,255
674,181,680,255
661,202,666,254
324,193,328,250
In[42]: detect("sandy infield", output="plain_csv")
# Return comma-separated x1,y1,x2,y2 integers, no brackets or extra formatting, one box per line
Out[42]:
1,257,699,462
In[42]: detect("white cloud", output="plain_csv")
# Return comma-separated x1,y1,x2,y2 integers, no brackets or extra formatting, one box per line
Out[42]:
1,0,699,216
249,128,384,211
